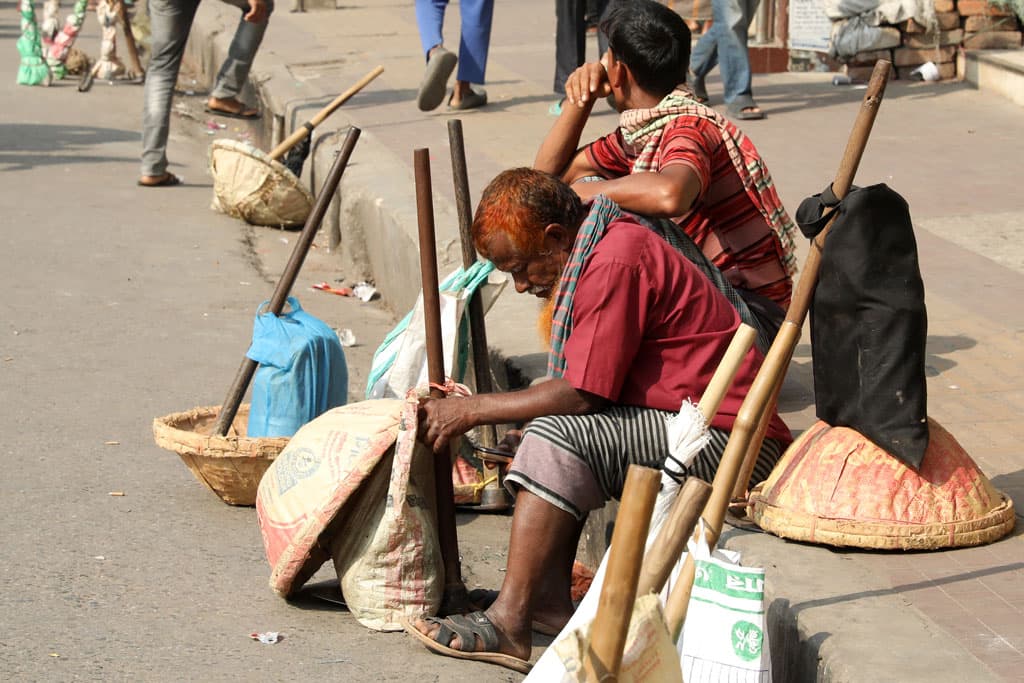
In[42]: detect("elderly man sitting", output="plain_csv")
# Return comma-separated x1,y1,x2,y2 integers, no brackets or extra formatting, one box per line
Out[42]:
406,167,791,673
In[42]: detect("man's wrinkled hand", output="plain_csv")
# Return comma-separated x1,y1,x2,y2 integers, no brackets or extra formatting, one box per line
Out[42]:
417,397,474,453
244,0,267,23
564,61,611,108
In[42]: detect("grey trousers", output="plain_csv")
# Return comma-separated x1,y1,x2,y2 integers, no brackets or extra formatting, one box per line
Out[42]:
141,0,273,176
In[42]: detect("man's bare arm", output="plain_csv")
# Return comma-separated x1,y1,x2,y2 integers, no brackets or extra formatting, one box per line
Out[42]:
418,378,608,453
571,164,701,218
534,62,610,180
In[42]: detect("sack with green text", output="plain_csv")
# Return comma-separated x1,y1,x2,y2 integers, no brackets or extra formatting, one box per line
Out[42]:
679,528,771,682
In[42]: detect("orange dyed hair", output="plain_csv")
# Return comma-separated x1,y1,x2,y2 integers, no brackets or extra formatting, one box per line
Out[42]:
472,168,584,260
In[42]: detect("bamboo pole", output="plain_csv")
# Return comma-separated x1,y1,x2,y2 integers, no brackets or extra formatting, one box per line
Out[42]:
584,465,662,681
634,323,756,595
663,60,892,640
414,148,466,613
447,119,511,510
268,66,383,160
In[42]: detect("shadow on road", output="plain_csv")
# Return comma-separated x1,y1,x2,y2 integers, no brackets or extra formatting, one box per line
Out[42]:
0,123,138,171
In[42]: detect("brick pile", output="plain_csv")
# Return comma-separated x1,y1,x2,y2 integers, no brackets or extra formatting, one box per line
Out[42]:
843,0,1021,80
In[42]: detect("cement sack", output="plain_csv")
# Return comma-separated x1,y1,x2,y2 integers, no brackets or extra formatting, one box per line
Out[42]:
528,521,770,682
551,594,683,682
257,396,442,629
329,394,442,631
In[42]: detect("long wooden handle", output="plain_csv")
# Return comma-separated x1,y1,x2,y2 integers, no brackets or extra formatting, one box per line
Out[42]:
447,120,498,449
664,60,892,640
697,323,757,422
635,323,754,595
785,61,890,327
414,148,464,602
585,466,661,681
268,65,384,160
635,477,712,596
731,63,891,501
213,127,361,436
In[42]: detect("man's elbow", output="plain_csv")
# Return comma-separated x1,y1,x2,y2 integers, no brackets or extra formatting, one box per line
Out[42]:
654,186,692,217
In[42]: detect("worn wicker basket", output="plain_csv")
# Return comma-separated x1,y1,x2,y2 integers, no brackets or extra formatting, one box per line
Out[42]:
209,139,313,228
153,404,289,506
748,418,1015,550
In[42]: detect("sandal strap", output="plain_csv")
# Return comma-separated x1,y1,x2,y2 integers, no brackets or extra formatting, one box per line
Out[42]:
422,615,459,649
445,611,500,652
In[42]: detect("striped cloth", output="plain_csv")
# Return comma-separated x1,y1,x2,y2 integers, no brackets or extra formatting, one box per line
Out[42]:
619,88,800,280
506,406,784,519
546,196,762,377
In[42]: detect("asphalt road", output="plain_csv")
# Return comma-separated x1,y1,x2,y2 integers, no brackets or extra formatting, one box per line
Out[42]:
0,21,521,683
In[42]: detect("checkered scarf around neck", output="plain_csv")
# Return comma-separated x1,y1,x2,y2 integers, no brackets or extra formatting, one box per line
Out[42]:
619,87,799,276
546,195,760,378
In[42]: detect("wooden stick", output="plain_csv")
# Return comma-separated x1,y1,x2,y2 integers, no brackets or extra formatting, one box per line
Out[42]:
730,348,791,503
663,60,892,640
447,120,510,509
114,0,144,78
635,324,753,595
268,66,384,160
584,466,662,682
697,323,757,420
446,120,497,446
212,127,361,436
635,323,756,595
635,477,711,596
414,148,466,612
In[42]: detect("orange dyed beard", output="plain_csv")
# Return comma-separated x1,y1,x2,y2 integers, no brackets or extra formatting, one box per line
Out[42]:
537,292,556,349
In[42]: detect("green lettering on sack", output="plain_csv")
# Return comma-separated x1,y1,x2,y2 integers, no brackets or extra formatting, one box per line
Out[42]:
731,620,763,661
693,561,765,599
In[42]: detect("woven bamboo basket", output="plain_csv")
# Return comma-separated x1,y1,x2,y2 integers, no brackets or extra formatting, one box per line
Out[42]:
153,404,289,506
748,418,1015,550
209,139,313,228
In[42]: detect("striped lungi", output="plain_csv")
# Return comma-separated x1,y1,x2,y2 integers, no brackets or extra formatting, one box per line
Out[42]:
505,405,784,520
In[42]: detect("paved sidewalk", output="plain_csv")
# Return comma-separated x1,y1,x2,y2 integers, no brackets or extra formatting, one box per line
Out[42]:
185,1,1022,680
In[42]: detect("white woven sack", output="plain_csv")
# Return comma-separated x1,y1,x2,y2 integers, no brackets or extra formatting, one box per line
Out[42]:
328,393,442,631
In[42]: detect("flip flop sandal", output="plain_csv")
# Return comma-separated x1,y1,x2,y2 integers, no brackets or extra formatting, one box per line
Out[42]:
404,612,532,674
204,104,261,120
417,47,458,111
137,172,183,187
467,589,564,636
448,86,487,111
727,96,766,120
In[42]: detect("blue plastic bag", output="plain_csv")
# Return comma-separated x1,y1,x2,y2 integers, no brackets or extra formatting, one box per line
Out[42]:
246,296,348,437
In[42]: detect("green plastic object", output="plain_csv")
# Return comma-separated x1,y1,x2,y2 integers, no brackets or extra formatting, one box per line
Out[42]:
17,0,51,86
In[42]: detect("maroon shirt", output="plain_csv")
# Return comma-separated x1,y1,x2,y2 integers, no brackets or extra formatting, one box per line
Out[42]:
561,216,791,442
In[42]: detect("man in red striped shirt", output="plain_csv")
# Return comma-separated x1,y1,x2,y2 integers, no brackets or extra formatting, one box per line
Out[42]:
535,0,798,333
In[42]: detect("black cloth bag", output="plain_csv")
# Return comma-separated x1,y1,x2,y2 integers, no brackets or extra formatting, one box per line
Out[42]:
796,184,929,469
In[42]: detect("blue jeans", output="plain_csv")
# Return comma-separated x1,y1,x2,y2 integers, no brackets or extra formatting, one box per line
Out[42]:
689,0,759,106
415,0,494,84
141,0,273,177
